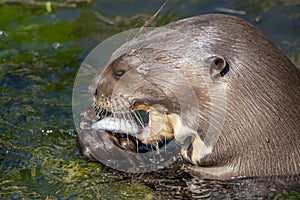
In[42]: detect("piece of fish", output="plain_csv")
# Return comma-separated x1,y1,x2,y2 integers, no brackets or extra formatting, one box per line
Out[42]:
91,116,140,135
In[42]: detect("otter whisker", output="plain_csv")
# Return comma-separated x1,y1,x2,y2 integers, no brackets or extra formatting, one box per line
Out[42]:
96,112,101,120
123,112,134,141
110,105,118,132
164,136,168,155
131,110,146,129
122,111,142,152
93,104,99,112
122,110,141,152
94,106,102,120
94,107,112,120
149,142,157,156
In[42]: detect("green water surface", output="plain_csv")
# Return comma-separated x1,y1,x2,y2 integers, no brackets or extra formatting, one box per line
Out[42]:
0,0,299,199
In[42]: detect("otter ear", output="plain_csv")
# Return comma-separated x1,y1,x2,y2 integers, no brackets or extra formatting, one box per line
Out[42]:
209,57,230,80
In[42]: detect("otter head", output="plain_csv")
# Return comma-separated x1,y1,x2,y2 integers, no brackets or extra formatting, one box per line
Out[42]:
88,49,182,148
83,40,230,158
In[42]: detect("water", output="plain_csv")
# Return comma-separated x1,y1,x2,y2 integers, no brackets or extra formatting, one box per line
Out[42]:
0,0,299,199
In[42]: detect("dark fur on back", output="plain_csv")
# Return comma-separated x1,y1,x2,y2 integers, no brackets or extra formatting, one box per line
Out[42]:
167,14,300,178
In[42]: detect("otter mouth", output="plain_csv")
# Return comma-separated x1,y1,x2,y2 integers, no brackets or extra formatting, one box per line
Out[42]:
82,103,174,154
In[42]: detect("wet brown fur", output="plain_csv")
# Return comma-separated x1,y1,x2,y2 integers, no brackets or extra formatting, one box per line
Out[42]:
89,14,300,179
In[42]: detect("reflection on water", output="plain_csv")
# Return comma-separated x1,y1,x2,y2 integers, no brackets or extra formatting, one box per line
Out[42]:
0,0,299,199
186,175,300,199
122,160,300,199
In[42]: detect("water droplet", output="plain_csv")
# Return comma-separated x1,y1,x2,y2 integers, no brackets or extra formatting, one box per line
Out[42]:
85,147,91,154
255,16,262,23
265,138,270,143
53,42,62,50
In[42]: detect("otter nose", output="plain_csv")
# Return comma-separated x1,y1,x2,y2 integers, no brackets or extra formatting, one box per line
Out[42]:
88,76,99,96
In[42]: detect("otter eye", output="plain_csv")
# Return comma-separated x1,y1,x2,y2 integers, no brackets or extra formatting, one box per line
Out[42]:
113,70,125,79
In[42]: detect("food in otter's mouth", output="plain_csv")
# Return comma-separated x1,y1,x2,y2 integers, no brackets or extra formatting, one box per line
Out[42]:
90,104,175,153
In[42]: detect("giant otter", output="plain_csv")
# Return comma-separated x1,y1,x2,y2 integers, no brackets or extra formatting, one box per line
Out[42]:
78,14,300,180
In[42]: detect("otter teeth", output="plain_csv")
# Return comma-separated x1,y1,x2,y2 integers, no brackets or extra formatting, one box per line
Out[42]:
91,116,140,135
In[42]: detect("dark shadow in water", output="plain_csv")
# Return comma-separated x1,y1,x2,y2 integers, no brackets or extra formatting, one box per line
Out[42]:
125,160,300,199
